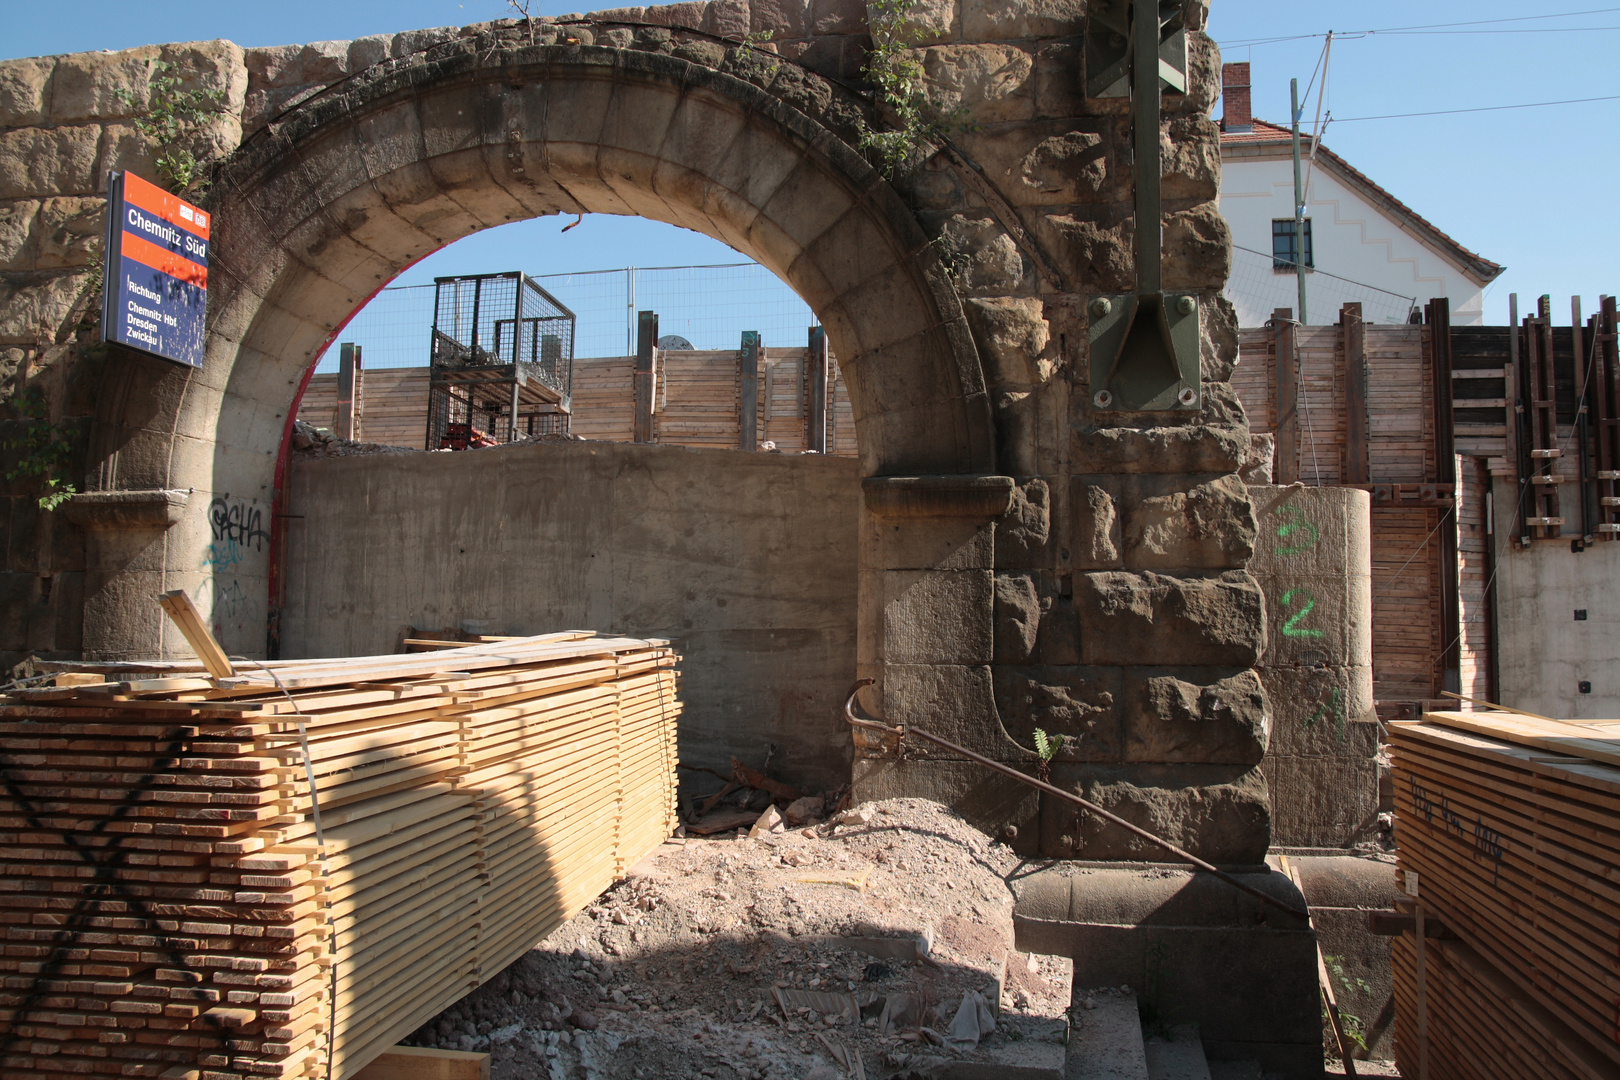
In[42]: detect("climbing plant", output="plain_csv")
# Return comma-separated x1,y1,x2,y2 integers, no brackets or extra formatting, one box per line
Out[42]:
858,0,935,175
2,388,77,511
114,60,225,194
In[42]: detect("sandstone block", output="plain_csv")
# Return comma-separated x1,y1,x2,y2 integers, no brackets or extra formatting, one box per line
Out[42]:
0,199,35,271
1032,41,1081,119
1070,421,1247,476
1069,477,1122,569
884,662,1030,758
0,125,102,198
863,511,994,571
1076,570,1265,667
0,273,91,345
880,568,993,664
245,44,303,88
964,296,1050,387
159,40,249,114
1032,207,1133,293
931,212,1031,294
918,45,1032,124
1162,117,1220,202
390,27,461,58
1033,585,1079,665
348,35,393,71
752,0,811,39
995,476,1050,567
0,57,54,129
298,40,353,84
32,197,105,270
703,0,752,38
1122,473,1256,571
50,46,160,123
993,571,1039,663
1122,668,1267,765
902,0,960,45
992,664,1121,761
1162,202,1230,292
813,0,866,35
1203,293,1240,382
1262,754,1378,849
1043,763,1271,864
963,0,1085,40
94,125,157,193
1247,484,1373,581
1016,126,1118,204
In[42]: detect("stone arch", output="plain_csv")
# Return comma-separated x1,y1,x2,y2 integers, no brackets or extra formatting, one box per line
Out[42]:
84,40,996,657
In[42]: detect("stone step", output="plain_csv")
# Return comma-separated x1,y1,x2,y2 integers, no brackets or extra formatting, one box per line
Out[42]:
1067,988,1149,1079
1144,1025,1212,1080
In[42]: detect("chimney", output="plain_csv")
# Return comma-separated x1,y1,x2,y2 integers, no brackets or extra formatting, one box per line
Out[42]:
1222,62,1253,133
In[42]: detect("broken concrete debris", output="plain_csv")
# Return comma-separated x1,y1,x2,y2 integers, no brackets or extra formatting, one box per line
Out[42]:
399,799,1072,1080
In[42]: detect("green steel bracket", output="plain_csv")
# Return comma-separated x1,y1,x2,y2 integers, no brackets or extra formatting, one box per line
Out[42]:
1087,292,1201,412
1084,0,1199,412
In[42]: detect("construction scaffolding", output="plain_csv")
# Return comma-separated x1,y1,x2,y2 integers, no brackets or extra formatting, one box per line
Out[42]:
425,272,576,449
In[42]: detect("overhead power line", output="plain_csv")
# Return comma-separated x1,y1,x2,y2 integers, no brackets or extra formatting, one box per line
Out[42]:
1331,93,1620,122
1220,5,1620,47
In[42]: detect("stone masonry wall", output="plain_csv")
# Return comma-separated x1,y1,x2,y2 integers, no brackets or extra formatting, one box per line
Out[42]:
0,1,1266,864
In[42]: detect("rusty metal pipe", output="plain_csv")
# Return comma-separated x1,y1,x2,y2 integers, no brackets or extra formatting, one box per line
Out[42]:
843,679,1309,921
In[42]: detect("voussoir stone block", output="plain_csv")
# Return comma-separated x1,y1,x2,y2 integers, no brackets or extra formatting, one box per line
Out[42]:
1123,473,1256,571
1122,668,1268,765
1042,763,1272,864
1077,570,1265,668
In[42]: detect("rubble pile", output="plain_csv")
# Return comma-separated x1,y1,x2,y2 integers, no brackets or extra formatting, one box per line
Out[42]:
289,418,417,457
401,799,1072,1079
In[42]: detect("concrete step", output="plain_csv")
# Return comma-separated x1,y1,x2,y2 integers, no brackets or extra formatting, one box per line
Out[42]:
1205,1064,1264,1080
1144,1025,1211,1080
1067,988,1149,1079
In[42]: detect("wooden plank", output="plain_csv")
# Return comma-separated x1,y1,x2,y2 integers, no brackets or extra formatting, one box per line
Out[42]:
1342,303,1369,485
1273,308,1299,484
157,589,235,679
738,331,759,452
633,312,657,444
807,325,829,454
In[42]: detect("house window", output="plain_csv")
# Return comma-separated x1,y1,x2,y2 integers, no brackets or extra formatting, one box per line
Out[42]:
1272,218,1314,272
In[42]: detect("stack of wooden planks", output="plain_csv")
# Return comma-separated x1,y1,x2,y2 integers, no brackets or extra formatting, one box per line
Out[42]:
0,632,680,1080
1389,710,1620,1080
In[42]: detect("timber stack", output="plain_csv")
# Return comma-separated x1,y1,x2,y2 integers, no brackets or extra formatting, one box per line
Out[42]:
1388,710,1620,1080
0,632,680,1080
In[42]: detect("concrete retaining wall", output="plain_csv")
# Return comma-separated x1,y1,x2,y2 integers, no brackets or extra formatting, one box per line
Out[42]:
282,439,860,792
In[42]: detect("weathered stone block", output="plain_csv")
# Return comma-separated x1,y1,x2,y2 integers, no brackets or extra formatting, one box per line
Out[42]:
160,40,249,114
0,199,35,271
962,0,1086,40
880,568,993,664
0,273,91,345
863,510,994,571
752,0,812,39
1034,586,1079,665
0,126,102,198
1042,763,1272,864
918,44,1032,125
1032,40,1082,120
995,477,1050,567
94,124,158,192
1162,201,1230,292
992,664,1121,761
1262,754,1380,849
1076,570,1265,668
389,26,462,58
31,197,105,270
348,35,392,71
813,0,866,35
1032,207,1133,293
1070,421,1247,476
1122,473,1255,571
1016,126,1118,204
930,212,1032,295
964,296,1051,388
1161,117,1220,202
1069,476,1122,569
883,662,1030,758
1203,293,1240,383
1122,668,1267,765
49,46,160,123
993,571,1039,663
0,57,54,129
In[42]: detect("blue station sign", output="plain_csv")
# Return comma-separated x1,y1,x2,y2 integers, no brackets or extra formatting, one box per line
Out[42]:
100,171,209,368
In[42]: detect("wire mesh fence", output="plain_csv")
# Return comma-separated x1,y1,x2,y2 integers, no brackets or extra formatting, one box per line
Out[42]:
316,263,816,374
1225,243,1420,328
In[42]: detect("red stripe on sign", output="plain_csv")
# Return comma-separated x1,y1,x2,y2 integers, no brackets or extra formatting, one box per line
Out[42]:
122,230,209,289
122,171,210,240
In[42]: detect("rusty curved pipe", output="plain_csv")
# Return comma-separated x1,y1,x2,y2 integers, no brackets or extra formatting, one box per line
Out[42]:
842,679,1308,921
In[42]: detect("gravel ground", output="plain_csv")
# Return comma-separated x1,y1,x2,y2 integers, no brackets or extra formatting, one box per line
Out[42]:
400,799,1072,1079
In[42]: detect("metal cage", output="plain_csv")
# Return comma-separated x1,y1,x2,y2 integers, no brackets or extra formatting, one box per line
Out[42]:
425,272,575,449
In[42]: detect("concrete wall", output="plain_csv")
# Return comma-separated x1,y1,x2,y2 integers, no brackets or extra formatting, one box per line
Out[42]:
282,439,860,792
1492,478,1620,718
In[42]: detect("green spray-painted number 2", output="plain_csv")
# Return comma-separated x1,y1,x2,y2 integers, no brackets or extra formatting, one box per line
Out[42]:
1280,588,1326,638
1274,507,1319,556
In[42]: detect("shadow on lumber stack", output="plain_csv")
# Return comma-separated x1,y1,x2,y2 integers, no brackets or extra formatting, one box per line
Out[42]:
0,632,680,1079
1388,710,1620,1080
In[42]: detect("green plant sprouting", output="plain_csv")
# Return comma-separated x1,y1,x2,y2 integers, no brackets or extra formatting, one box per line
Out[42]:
1032,726,1067,783
114,60,225,194
857,0,935,175
1322,953,1372,1054
3,388,77,511
732,29,780,81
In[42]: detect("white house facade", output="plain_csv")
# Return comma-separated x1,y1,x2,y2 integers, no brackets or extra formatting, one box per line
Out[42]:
1217,63,1503,328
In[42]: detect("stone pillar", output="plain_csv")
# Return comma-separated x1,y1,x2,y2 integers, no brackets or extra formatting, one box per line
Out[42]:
1247,484,1378,847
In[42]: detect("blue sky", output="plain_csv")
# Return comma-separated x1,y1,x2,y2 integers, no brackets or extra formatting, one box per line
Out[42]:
7,0,1618,341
